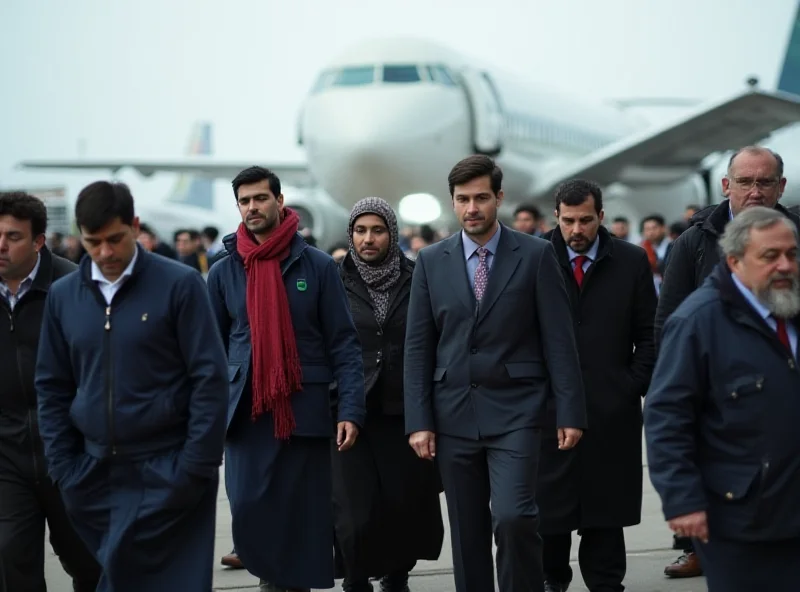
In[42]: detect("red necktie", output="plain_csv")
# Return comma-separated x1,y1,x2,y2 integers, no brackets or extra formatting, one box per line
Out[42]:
573,255,588,287
775,316,791,350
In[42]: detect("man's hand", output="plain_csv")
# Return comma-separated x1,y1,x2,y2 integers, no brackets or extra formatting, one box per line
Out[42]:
409,430,436,460
668,511,709,544
336,421,359,451
558,427,583,450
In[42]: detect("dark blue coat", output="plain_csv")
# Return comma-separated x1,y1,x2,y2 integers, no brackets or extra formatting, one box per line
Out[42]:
36,245,229,481
644,262,800,542
206,232,366,435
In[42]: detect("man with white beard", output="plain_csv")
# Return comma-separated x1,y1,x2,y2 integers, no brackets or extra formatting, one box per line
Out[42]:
644,206,800,592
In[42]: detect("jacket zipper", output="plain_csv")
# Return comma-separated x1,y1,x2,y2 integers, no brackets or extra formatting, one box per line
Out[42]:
6,307,42,483
105,306,116,456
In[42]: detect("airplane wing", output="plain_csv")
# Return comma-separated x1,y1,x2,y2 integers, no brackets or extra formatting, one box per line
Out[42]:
16,157,314,187
531,89,800,197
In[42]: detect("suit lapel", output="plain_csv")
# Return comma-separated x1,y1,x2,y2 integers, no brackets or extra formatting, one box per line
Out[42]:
443,232,476,314
477,226,521,323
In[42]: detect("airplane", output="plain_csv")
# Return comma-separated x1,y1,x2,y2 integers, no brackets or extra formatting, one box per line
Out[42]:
19,2,800,235
71,122,351,253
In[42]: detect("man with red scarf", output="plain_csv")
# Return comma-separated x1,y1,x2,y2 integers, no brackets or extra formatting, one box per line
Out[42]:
207,166,366,592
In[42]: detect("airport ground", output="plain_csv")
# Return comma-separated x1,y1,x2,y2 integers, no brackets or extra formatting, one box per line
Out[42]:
44,435,709,591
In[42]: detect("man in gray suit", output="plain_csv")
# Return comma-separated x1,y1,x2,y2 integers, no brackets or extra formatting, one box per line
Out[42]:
404,155,587,592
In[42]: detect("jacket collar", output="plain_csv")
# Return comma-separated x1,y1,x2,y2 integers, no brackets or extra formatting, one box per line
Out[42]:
78,242,150,289
29,245,56,292
697,199,800,237
547,224,614,268
222,230,309,273
711,261,800,335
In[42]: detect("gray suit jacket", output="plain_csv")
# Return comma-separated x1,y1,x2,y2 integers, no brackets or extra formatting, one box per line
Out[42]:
404,225,587,439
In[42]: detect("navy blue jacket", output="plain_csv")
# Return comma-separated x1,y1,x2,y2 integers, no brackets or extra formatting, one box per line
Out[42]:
35,246,229,483
644,262,800,542
206,232,366,436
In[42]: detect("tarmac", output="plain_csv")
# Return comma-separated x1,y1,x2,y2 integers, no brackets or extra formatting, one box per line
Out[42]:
44,436,709,591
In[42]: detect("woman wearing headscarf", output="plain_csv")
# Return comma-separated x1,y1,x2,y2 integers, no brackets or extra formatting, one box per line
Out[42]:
331,197,444,592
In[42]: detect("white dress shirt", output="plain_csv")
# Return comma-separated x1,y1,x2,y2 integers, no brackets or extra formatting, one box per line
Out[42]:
91,248,139,305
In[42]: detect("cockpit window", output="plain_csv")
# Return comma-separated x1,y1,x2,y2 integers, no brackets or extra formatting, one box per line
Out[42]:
383,65,421,83
333,66,375,86
312,70,337,93
428,65,458,86
311,64,459,93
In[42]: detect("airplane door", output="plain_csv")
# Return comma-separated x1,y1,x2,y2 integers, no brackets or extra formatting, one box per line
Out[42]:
459,69,504,155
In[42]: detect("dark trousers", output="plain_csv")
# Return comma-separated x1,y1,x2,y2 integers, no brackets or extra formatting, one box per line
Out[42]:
542,528,626,591
437,428,542,592
673,535,694,552
694,537,800,592
0,455,100,592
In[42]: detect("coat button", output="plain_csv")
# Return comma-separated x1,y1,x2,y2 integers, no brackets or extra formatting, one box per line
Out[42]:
731,392,738,399
725,492,734,500
470,383,477,388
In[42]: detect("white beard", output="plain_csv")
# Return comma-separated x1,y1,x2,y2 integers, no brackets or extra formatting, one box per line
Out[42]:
756,277,800,319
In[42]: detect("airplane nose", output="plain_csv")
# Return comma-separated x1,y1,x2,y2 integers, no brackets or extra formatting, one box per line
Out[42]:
301,87,469,209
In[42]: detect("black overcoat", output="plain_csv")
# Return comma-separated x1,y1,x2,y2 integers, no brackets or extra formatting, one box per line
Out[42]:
537,226,658,532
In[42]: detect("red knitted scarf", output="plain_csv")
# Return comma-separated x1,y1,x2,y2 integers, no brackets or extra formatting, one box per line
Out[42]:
236,208,303,439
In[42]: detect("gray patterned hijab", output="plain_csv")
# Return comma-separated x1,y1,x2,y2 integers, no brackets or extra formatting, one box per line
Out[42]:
348,197,402,325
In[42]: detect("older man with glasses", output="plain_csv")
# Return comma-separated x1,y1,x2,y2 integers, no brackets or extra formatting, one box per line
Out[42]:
652,145,800,578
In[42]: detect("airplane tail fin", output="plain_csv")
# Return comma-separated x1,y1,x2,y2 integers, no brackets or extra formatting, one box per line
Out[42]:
165,121,214,209
777,2,800,95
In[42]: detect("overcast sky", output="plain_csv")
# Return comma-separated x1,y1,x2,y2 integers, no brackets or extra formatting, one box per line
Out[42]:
1,0,797,202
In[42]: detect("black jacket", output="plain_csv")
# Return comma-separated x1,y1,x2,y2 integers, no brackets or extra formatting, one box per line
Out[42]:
337,252,414,415
537,226,657,531
0,247,76,478
654,199,800,346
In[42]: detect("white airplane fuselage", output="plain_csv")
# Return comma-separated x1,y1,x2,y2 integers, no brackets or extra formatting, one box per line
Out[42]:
297,38,723,227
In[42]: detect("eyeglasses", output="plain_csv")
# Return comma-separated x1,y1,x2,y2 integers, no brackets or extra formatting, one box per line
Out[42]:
731,177,780,189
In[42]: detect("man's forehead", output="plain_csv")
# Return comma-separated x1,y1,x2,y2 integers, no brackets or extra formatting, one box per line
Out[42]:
748,224,797,250
731,153,779,176
559,202,595,217
238,181,273,198
354,214,386,227
0,215,31,231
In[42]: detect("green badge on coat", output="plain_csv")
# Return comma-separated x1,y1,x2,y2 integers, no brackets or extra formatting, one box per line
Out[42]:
296,279,307,291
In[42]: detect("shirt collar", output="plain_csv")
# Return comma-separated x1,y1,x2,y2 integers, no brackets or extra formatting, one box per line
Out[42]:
0,251,41,294
731,272,772,322
91,246,139,286
566,235,600,263
462,224,502,260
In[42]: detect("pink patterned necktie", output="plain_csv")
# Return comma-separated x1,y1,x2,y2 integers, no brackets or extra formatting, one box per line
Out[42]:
474,247,489,301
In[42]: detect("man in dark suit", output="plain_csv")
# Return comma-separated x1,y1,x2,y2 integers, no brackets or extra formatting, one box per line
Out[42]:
404,155,587,592
539,180,658,592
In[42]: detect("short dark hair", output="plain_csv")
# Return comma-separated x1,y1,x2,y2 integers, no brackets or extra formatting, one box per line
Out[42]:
448,155,502,196
640,214,665,232
327,242,348,256
75,181,135,234
138,222,156,238
612,216,629,224
514,204,541,220
554,179,603,214
0,191,48,237
232,166,281,200
201,226,219,241
174,228,199,241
